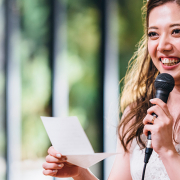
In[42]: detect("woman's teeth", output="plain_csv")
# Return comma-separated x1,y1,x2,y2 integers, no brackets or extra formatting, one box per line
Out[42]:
161,58,180,66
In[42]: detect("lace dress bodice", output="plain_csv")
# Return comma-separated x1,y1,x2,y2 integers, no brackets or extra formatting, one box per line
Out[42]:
130,140,180,180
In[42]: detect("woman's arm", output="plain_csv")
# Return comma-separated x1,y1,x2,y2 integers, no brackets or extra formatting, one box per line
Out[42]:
108,138,132,180
73,168,99,180
108,105,134,180
160,149,180,180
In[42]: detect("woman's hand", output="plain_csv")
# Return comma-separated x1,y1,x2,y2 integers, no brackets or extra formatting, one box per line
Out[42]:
143,98,176,155
42,146,82,178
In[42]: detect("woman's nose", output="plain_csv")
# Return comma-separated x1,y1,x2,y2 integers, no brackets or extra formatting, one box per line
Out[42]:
157,34,173,52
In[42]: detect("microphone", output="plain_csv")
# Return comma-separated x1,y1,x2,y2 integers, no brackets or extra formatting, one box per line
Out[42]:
142,73,174,180
144,73,174,163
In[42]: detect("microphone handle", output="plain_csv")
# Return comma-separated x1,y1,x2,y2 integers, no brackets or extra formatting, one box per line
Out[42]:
144,113,157,163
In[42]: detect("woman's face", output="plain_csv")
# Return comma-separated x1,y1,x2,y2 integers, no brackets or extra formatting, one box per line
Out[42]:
148,2,180,84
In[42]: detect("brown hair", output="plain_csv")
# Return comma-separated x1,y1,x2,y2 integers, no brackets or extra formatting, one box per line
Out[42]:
118,0,180,152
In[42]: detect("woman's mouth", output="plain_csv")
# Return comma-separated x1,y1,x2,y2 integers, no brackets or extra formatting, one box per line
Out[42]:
161,58,180,66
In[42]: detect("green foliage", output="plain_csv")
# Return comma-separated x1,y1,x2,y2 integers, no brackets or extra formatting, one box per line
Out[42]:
21,42,51,159
19,0,49,49
67,3,101,151
19,0,51,159
118,0,144,81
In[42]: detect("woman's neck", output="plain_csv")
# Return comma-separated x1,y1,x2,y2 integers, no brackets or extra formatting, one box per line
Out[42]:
169,86,180,103
167,86,180,120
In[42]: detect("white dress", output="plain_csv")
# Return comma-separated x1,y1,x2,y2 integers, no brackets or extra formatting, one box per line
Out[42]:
130,137,180,180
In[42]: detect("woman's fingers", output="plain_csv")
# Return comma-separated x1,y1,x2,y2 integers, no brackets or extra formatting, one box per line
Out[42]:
143,114,157,125
47,146,67,161
143,124,155,136
43,169,58,176
145,98,173,126
147,105,166,119
48,146,62,158
43,146,81,178
148,98,170,117
42,162,80,178
42,162,64,170
46,155,67,163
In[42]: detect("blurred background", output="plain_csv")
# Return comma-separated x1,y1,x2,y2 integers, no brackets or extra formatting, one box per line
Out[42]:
0,0,144,180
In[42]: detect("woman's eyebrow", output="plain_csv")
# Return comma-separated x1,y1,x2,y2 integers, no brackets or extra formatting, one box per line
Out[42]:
148,24,180,30
170,23,180,27
148,26,158,30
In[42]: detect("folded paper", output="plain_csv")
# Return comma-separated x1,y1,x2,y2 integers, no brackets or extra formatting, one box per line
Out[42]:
41,116,117,168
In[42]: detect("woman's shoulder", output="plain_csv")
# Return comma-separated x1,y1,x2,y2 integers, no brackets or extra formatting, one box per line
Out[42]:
120,102,138,131
121,102,137,120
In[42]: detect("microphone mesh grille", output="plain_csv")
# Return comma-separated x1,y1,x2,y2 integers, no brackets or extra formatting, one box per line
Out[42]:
154,73,174,93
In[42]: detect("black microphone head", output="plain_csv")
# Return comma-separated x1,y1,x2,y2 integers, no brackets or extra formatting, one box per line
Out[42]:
154,73,174,93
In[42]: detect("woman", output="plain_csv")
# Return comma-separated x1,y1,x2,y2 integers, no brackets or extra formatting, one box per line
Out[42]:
42,0,180,179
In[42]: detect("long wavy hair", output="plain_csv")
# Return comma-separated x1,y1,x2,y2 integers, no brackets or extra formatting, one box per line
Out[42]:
118,0,180,152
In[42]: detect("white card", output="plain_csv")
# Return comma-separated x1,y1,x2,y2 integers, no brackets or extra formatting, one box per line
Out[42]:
41,116,117,168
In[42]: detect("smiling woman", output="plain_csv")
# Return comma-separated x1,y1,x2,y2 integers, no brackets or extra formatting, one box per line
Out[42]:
119,1,180,179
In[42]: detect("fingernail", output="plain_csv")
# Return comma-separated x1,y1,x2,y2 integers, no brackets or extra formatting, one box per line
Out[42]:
58,163,64,168
52,170,58,173
56,154,61,158
150,99,153,102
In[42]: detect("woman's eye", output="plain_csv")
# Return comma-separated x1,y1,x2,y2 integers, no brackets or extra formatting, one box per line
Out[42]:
148,32,158,37
172,29,180,35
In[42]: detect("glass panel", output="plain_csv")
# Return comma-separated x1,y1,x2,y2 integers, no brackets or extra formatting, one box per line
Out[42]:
19,0,52,179
67,1,102,178
0,0,6,179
